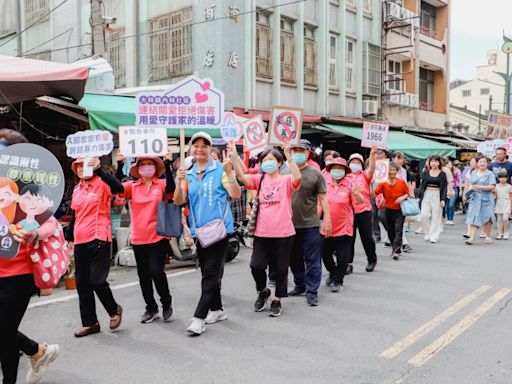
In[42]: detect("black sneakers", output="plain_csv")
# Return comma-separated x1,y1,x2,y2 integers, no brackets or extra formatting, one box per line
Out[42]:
307,296,319,306
346,264,354,275
366,262,377,272
254,289,271,312
141,310,160,324
162,304,175,322
268,300,282,317
288,287,306,296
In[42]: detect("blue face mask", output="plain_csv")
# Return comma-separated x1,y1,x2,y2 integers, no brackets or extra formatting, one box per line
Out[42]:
349,163,362,173
330,169,346,180
292,153,307,165
261,159,278,174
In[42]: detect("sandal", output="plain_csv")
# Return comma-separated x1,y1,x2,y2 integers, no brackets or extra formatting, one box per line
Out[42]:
485,237,493,244
464,239,474,245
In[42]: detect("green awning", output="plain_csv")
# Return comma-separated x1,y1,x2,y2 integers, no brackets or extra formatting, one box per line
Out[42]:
79,93,222,138
321,123,456,159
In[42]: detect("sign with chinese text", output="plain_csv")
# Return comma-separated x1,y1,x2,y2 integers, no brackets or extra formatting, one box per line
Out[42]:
65,130,114,159
268,106,303,146
487,111,512,139
136,75,225,129
361,121,389,149
119,126,168,158
0,144,64,258
374,159,390,184
243,115,267,155
220,112,244,142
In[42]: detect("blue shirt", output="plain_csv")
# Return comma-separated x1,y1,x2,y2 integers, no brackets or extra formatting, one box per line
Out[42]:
489,161,512,183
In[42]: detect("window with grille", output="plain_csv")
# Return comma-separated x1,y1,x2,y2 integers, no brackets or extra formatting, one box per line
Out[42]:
148,7,192,82
24,0,49,26
363,0,372,14
329,35,337,89
480,88,490,96
304,25,317,87
419,68,434,104
345,39,355,92
420,1,436,32
107,28,126,88
346,0,356,9
256,11,272,79
462,89,471,97
387,60,402,92
280,18,296,83
363,42,380,96
0,0,16,37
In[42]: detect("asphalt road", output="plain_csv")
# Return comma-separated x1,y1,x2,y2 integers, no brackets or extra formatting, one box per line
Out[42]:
14,216,512,384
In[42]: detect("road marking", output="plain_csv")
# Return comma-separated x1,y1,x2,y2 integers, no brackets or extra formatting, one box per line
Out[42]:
409,287,512,367
380,285,492,359
28,269,196,309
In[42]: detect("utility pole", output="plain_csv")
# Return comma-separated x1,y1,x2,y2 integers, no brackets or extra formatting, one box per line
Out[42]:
90,0,105,56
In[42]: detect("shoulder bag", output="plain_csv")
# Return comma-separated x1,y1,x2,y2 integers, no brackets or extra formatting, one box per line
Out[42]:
190,202,229,248
400,198,420,217
156,188,183,238
244,175,265,238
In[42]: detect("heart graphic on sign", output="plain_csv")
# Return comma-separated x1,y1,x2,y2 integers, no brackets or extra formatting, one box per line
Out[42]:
195,92,208,103
201,82,211,91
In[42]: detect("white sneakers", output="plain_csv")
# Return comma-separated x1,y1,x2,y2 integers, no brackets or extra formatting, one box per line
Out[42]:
205,309,228,324
446,220,455,225
26,344,60,384
187,318,206,335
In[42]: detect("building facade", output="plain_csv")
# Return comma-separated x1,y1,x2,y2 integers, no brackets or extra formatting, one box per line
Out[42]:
381,0,450,131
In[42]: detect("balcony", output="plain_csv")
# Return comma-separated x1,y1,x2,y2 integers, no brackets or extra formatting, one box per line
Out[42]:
420,26,443,42
383,92,419,108
418,107,447,130
419,101,445,113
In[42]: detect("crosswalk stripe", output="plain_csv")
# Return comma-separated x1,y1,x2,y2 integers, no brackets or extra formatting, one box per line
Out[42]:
380,285,492,359
408,287,512,367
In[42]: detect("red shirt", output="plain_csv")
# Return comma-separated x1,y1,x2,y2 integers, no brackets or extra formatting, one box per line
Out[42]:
347,171,372,214
321,178,355,237
374,179,409,210
121,178,169,245
71,176,112,245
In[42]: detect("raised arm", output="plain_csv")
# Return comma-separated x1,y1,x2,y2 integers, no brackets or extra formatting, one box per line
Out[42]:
283,143,301,186
230,143,251,188
366,145,377,179
164,153,176,194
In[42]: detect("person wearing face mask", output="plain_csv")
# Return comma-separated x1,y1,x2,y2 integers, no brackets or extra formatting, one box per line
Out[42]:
287,139,331,306
321,158,364,292
116,153,175,324
232,145,301,317
65,157,124,337
344,147,377,275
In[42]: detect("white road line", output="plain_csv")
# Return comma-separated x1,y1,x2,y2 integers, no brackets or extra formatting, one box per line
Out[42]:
380,285,492,359
409,287,512,367
28,269,197,309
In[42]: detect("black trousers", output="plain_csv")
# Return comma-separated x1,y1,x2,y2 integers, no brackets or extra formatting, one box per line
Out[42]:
321,236,352,285
194,238,228,319
251,236,294,298
349,211,377,264
0,274,36,384
385,209,405,255
133,239,172,313
75,240,118,326
17,332,38,356
372,199,387,240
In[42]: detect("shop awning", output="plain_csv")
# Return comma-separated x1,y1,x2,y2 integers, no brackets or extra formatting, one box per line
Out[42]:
79,93,222,137
321,123,457,159
0,55,89,104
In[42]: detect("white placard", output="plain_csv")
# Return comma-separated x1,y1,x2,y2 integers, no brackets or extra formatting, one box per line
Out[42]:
82,158,93,177
374,159,390,183
361,121,389,149
268,106,303,146
243,115,267,155
66,130,114,159
119,126,168,158
476,139,508,157
220,112,245,142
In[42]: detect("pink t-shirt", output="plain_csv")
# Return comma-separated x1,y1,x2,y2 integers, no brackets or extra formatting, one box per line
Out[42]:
321,178,355,237
248,174,299,238
346,170,372,214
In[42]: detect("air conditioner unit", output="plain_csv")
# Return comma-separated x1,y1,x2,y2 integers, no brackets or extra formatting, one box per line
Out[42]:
384,94,401,105
363,100,378,115
409,94,419,108
399,93,410,107
385,2,402,21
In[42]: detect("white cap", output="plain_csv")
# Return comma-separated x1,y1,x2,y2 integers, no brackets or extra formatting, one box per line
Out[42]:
349,153,364,164
190,131,212,146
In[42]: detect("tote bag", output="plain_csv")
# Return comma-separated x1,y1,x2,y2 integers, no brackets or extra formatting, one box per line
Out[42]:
400,198,420,217
156,191,183,238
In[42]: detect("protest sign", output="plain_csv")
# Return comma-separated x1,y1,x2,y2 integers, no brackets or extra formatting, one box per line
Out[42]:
66,130,114,177
243,115,267,156
476,139,508,157
220,112,244,143
119,126,168,158
361,121,389,149
486,111,512,139
268,106,303,146
374,159,390,184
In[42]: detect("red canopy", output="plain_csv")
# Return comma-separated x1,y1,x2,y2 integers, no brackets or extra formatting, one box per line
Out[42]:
0,55,89,104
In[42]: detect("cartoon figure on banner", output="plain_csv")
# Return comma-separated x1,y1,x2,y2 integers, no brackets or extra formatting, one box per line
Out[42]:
374,159,390,183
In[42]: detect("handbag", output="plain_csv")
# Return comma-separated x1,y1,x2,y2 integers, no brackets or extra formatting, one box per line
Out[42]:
190,203,230,248
400,198,420,217
156,190,183,238
244,175,265,238
29,221,71,289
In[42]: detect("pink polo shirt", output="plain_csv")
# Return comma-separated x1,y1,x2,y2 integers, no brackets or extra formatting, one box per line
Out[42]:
346,170,372,214
321,178,355,237
71,176,112,245
121,178,169,245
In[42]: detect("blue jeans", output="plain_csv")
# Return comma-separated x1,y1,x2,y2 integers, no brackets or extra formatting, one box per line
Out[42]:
290,227,322,298
447,187,459,221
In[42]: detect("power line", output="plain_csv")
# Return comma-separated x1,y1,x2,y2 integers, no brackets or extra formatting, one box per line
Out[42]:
0,0,70,49
21,0,307,57
19,27,74,56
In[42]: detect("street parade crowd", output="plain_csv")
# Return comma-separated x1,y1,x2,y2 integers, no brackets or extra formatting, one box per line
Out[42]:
1,128,512,384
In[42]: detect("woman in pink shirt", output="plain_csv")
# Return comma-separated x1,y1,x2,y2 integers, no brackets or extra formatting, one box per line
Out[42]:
65,157,124,338
320,158,363,292
116,154,175,324
232,145,301,317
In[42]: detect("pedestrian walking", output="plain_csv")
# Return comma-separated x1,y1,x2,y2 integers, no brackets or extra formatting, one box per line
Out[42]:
65,157,124,337
494,172,512,240
391,152,413,253
116,153,175,324
462,157,478,237
446,160,461,225
232,145,301,317
374,163,411,260
489,147,512,182
465,155,496,245
418,156,447,243
345,147,377,274
321,158,363,292
174,132,241,335
287,139,331,306
372,150,388,242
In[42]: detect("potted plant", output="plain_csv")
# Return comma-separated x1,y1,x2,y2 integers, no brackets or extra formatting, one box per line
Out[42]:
65,252,76,290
